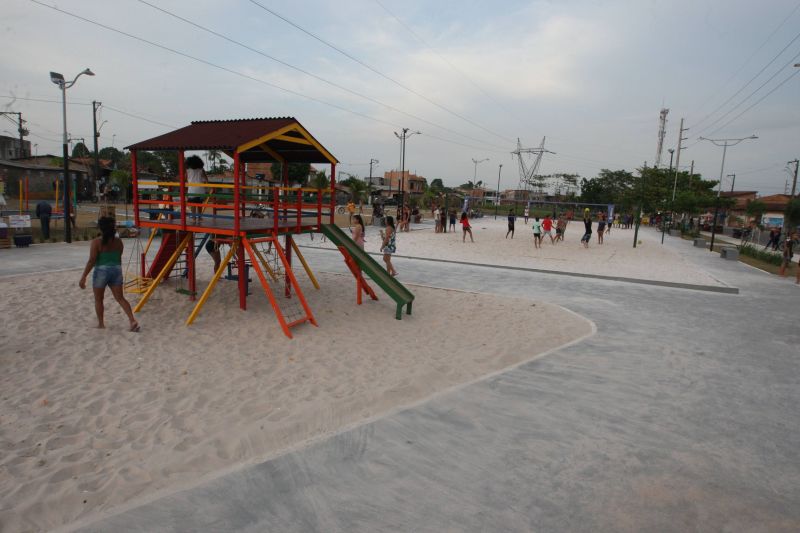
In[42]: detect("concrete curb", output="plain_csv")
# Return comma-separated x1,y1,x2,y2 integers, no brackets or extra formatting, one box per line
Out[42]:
299,245,740,295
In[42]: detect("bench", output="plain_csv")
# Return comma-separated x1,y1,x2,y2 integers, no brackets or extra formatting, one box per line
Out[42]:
720,246,739,260
693,238,707,248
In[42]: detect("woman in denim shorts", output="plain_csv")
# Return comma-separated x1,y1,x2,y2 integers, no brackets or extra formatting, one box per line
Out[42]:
79,217,140,331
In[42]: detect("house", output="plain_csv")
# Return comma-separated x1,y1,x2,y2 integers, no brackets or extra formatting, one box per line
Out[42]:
758,194,793,228
0,156,91,200
380,170,428,200
499,189,531,204
0,135,31,160
720,191,758,226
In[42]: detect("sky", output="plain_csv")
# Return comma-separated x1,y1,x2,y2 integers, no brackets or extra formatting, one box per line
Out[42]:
2,0,800,196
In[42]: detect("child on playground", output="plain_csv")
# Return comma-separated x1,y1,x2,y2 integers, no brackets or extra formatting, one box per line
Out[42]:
531,216,543,248
380,215,398,276
185,155,208,219
78,216,140,332
351,214,366,250
460,212,474,243
449,210,457,232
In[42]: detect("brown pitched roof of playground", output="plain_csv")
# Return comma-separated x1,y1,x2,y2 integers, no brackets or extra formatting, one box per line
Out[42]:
126,117,337,164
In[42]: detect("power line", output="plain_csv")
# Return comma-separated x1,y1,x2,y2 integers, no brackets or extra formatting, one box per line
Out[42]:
0,94,92,106
705,67,800,136
136,0,507,150
102,105,178,129
693,27,800,132
691,1,800,121
247,0,514,144
29,1,512,158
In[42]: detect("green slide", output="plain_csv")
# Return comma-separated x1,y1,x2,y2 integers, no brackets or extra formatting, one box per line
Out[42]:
321,224,414,320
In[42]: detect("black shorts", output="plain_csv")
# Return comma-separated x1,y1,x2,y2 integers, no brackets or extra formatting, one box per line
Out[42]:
508,223,515,230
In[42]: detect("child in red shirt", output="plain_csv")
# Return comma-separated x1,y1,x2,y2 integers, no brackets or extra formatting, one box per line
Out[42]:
460,212,474,243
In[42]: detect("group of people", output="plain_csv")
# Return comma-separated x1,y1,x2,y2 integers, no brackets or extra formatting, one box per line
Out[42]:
521,213,568,247
433,206,457,233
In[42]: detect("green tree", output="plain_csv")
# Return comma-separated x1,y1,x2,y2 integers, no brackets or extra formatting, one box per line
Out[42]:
785,198,800,231
745,199,767,223
309,169,329,189
98,146,126,168
71,142,91,158
271,162,312,185
429,178,445,193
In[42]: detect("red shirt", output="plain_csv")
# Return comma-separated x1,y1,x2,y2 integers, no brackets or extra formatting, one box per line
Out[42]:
461,218,471,229
543,218,553,231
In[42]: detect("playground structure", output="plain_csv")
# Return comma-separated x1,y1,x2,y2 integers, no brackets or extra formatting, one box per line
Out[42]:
127,117,413,338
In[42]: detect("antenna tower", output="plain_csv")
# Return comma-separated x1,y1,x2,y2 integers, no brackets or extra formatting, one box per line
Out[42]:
655,108,669,168
512,137,555,200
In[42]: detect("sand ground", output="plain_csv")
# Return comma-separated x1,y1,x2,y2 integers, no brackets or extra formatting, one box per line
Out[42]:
0,263,592,532
297,217,726,287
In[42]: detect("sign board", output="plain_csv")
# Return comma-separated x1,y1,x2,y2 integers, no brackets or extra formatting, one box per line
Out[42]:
9,215,31,228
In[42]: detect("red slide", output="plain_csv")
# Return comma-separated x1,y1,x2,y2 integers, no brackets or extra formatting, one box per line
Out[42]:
146,230,178,279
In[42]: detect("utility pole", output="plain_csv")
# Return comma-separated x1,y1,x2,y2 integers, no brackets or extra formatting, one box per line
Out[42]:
668,149,675,171
494,164,502,219
393,128,421,217
663,118,688,244
699,135,758,251
789,159,798,198
0,112,28,157
634,161,646,248
471,157,489,211
92,101,102,198
728,173,736,193
368,158,378,205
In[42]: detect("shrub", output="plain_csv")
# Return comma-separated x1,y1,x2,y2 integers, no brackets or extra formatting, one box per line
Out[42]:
739,244,783,266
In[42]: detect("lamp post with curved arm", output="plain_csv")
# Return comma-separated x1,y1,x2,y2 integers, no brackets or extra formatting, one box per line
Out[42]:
698,135,757,251
393,128,421,217
50,68,94,243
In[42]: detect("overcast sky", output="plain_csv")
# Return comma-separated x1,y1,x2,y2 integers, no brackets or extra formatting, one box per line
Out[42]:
2,0,799,195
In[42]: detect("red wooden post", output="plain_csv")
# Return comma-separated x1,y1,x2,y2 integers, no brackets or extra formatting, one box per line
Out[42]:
233,152,240,236
186,231,195,300
178,150,186,231
132,151,140,227
272,186,279,233
296,188,302,233
237,240,247,310
316,189,322,228
330,163,336,224
240,161,246,219
285,233,292,298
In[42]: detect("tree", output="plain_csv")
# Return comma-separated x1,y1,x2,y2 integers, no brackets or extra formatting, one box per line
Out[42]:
429,178,445,193
71,142,91,158
745,199,767,223
785,198,800,231
309,169,329,190
98,146,126,168
271,162,312,185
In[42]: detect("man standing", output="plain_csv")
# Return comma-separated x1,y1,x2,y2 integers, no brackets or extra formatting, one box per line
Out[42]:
36,200,52,240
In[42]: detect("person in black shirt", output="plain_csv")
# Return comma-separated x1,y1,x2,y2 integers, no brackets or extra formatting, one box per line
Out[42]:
506,209,516,239
35,201,52,240
581,211,592,248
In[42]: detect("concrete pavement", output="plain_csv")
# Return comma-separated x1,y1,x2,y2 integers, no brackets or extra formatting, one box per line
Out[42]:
23,228,800,532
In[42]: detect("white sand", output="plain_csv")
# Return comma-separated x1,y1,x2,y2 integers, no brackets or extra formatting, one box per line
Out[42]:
300,217,723,286
0,267,592,532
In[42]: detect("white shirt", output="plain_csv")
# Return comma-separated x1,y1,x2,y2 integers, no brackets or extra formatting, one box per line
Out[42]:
186,167,206,195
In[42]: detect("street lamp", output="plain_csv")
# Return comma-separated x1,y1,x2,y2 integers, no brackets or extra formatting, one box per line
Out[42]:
668,148,675,171
393,128,421,217
698,135,757,251
50,67,94,243
470,157,489,211
494,164,503,219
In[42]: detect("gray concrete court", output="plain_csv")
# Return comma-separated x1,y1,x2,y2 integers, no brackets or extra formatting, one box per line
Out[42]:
8,229,799,532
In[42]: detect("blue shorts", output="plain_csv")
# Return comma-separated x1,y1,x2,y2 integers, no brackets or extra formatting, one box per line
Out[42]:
93,265,123,289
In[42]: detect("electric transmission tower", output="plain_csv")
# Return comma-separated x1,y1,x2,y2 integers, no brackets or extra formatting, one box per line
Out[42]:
655,108,669,168
512,137,554,200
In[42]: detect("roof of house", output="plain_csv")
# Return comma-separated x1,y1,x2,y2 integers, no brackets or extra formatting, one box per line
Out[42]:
0,158,90,172
720,191,758,197
759,194,793,211
126,117,338,165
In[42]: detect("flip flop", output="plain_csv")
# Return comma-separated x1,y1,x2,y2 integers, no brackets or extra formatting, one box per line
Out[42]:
130,324,141,332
